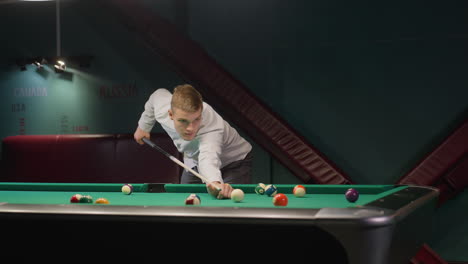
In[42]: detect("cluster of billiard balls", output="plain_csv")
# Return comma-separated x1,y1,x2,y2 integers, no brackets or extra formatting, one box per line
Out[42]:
69,184,134,204
255,184,360,205
255,183,306,206
70,194,110,204
184,188,245,205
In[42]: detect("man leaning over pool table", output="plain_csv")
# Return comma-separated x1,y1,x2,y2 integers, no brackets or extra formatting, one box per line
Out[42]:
134,84,253,199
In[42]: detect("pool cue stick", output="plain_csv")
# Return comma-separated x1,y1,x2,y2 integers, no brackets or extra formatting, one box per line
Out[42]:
142,138,222,191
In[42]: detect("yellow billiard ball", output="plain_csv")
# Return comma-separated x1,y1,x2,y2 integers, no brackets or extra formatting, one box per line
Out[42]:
95,198,110,204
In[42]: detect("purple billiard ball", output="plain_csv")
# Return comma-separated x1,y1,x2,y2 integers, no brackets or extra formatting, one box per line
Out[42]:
345,188,359,203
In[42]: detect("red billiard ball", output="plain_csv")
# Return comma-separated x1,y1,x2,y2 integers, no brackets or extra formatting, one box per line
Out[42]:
185,194,201,205
70,194,82,203
272,193,288,206
265,184,278,197
345,188,359,202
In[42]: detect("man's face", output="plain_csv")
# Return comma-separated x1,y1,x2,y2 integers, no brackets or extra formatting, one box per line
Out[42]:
169,107,202,141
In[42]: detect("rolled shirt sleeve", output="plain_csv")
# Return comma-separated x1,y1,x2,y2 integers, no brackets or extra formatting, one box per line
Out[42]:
138,89,172,132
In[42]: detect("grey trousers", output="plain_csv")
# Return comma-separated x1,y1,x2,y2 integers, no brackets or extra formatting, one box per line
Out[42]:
180,151,253,184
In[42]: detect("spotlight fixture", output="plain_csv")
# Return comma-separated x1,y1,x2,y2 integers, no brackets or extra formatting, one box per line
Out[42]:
54,60,66,73
12,55,93,72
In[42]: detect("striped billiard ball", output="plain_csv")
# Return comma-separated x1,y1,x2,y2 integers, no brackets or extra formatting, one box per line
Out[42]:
122,184,133,195
70,194,82,203
185,194,201,205
264,184,278,197
293,185,306,197
255,183,266,195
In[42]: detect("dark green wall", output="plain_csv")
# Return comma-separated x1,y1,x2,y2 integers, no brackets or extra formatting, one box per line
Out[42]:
188,0,468,184
0,0,467,261
184,2,467,259
188,1,468,260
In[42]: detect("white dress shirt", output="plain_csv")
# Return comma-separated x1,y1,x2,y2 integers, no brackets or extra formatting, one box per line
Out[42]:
138,88,252,183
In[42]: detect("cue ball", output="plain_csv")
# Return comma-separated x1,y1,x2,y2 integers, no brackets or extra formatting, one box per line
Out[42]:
264,184,278,197
293,185,306,197
345,188,359,202
231,189,244,202
122,184,133,195
272,193,288,206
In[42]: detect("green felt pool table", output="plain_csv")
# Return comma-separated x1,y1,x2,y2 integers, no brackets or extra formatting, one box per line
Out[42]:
0,182,438,263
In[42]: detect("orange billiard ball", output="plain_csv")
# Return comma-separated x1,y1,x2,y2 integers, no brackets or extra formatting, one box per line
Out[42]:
95,198,110,204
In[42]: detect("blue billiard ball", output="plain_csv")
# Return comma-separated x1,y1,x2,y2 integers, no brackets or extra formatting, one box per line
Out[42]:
265,184,278,197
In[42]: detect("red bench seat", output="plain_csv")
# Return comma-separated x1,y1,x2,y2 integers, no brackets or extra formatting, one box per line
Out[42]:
1,134,182,184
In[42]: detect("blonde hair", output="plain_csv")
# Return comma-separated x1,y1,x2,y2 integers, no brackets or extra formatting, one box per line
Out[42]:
171,84,203,112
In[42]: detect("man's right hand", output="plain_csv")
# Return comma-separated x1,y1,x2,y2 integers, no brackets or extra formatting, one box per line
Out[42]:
207,182,233,199
134,127,150,145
